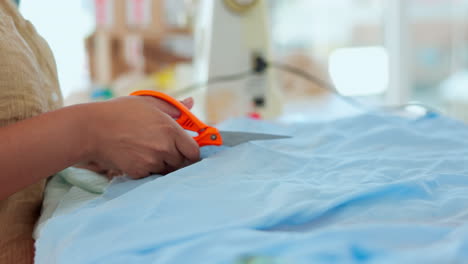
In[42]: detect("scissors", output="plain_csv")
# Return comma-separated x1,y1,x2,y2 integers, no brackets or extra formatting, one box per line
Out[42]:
130,90,290,147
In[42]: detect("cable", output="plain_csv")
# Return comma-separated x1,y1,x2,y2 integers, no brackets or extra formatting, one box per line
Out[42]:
175,55,438,115
269,61,441,114
175,56,370,111
170,71,254,97
267,60,371,111
269,61,338,93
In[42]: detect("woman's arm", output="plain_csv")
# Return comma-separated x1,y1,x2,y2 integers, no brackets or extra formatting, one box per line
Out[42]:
0,96,200,200
0,103,91,199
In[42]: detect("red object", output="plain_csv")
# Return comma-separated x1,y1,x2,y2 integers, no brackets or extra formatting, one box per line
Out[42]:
130,90,223,147
248,112,262,120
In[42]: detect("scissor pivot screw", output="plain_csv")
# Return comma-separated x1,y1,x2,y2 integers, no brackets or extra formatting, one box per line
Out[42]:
211,134,217,141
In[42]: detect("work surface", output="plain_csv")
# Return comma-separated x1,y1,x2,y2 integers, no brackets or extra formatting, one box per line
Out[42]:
36,112,468,264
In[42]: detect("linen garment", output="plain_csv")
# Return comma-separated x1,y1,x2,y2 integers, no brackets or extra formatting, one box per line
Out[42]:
0,1,63,263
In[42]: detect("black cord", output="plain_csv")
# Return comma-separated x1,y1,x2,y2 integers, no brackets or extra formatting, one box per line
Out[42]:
268,58,442,114
268,61,338,93
174,56,437,115
267,60,371,110
174,56,369,110
171,71,254,97
269,62,441,114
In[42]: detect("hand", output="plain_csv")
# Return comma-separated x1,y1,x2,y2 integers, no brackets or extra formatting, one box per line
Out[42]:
83,96,200,179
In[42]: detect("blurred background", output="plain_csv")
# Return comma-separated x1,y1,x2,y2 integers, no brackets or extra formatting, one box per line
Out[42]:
19,0,468,123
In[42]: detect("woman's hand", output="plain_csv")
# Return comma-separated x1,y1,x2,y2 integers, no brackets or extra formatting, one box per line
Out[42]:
0,95,199,199
83,96,200,179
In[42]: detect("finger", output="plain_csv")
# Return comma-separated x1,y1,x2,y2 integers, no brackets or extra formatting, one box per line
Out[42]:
163,144,186,170
181,158,195,168
142,96,180,117
128,170,151,180
181,97,194,109
142,96,194,118
164,158,194,175
106,169,123,179
160,162,177,175
74,161,107,174
149,160,167,175
174,128,201,163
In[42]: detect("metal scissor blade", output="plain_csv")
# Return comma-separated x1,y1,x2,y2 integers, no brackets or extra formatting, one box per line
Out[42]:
219,131,291,147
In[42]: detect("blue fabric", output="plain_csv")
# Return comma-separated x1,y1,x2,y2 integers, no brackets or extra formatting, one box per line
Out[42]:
36,113,468,264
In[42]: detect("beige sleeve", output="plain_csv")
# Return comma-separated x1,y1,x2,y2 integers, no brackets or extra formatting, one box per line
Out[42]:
0,1,64,263
0,0,63,126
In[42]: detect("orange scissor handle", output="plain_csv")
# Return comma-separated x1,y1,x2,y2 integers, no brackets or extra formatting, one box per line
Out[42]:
130,90,223,147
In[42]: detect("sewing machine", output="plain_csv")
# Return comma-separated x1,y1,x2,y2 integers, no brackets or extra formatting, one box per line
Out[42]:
193,0,282,124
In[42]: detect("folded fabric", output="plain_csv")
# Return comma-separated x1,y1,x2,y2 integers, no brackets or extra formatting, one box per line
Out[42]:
35,113,468,264
34,168,110,239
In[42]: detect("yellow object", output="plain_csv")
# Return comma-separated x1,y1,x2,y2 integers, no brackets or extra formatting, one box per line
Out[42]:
122,66,177,94
150,66,176,91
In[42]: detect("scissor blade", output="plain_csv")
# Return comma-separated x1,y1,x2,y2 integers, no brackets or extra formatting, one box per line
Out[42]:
219,131,290,147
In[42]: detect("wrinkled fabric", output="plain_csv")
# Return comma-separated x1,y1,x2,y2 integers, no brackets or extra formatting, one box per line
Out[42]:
36,113,468,264
34,152,221,239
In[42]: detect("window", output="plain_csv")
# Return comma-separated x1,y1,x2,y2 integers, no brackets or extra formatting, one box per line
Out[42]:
20,0,94,98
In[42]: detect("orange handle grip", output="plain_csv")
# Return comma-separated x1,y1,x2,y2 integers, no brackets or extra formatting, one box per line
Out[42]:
130,90,223,147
